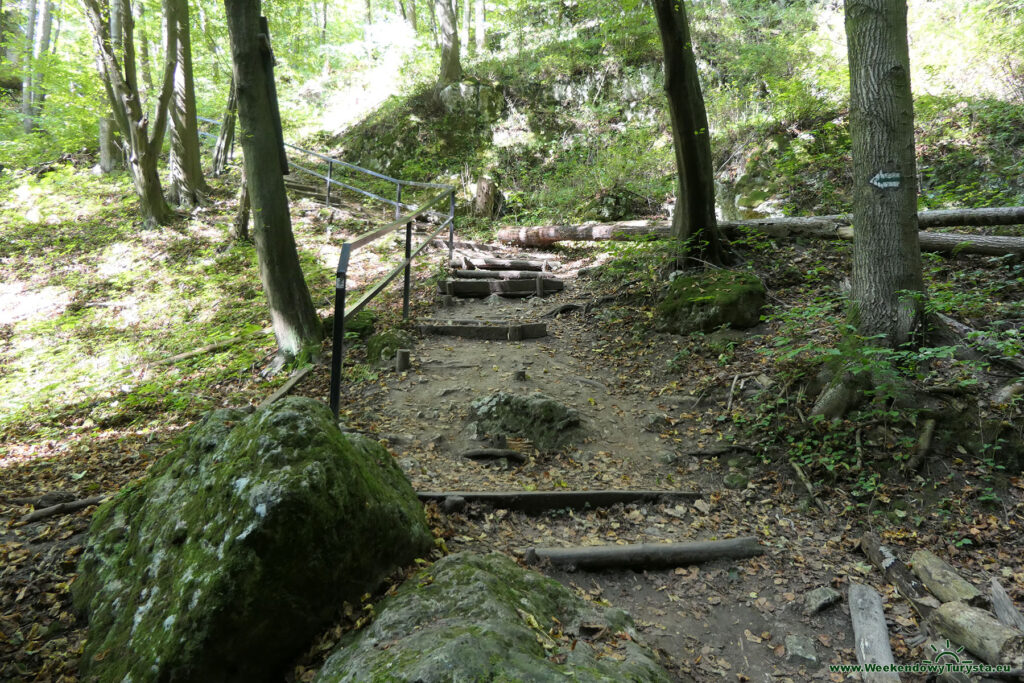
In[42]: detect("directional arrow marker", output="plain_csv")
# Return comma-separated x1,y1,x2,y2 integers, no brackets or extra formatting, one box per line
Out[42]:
870,171,901,189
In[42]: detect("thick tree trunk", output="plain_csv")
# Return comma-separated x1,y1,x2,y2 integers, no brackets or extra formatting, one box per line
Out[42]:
225,1,323,360
167,0,207,208
212,77,237,176
652,0,725,268
84,0,175,226
436,0,460,87
474,0,484,51
21,0,36,132
846,0,924,346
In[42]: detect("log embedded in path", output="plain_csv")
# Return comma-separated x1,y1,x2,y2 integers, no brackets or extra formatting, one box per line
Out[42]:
848,582,901,682
927,601,1024,667
439,278,564,298
497,208,1024,256
415,489,700,513
524,537,762,570
451,256,557,271
909,549,985,606
452,269,557,281
417,319,547,341
461,448,527,464
859,532,940,618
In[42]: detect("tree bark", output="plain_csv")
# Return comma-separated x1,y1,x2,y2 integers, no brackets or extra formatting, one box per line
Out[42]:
846,0,925,346
21,0,36,132
849,583,901,682
83,0,175,226
212,77,237,176
224,1,323,359
98,0,122,172
460,0,470,54
167,0,208,208
436,0,460,87
652,0,725,268
134,0,153,96
25,0,53,130
232,162,250,241
408,0,416,30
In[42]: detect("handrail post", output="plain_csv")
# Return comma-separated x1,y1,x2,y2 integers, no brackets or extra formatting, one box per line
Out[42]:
329,244,351,419
402,220,413,320
326,160,333,208
395,183,402,220
448,190,456,263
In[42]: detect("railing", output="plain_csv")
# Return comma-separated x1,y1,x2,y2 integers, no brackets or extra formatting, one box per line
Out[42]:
197,115,456,418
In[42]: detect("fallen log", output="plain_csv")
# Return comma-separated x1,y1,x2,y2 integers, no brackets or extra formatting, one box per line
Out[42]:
157,328,272,365
990,579,1024,632
20,496,107,524
910,550,985,606
926,601,1024,667
860,532,941,618
461,448,527,464
452,269,556,281
524,537,762,570
415,489,700,513
450,257,558,271
497,209,1024,256
848,582,901,682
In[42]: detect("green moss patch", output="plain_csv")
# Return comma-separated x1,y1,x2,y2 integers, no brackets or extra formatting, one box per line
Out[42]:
72,397,433,683
470,392,582,451
657,270,766,335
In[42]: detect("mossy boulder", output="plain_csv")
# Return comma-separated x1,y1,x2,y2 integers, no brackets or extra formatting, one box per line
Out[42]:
313,552,672,682
438,80,505,122
657,270,766,335
73,397,433,683
366,329,413,365
470,392,582,451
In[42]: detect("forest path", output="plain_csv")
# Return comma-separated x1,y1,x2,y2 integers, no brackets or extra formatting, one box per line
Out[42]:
303,239,866,681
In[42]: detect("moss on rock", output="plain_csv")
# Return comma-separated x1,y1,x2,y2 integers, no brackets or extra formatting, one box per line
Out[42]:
657,270,766,335
313,552,672,682
73,397,433,683
470,392,582,451
366,329,413,365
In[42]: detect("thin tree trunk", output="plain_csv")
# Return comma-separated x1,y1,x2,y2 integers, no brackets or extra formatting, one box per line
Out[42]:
83,0,176,226
408,0,416,31
845,0,924,346
321,0,327,43
98,0,121,172
232,163,250,241
393,0,404,18
30,0,53,124
652,0,725,268
135,0,153,97
212,77,236,176
50,0,62,54
460,0,470,54
436,0,460,87
224,1,323,360
474,0,483,51
21,0,36,133
167,0,208,208
365,0,372,25
429,0,437,46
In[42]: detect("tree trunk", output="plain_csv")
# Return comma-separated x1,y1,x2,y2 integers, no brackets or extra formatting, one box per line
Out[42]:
436,0,460,87
429,0,437,45
212,77,237,175
27,0,53,128
474,0,483,51
167,0,208,208
365,0,372,25
232,163,250,241
21,0,36,133
460,0,470,54
651,0,725,268
135,0,153,96
846,0,925,346
224,1,323,360
83,0,176,226
98,0,122,172
408,0,416,31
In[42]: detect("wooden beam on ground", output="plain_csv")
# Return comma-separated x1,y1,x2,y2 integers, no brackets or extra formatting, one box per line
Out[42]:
415,489,700,513
927,601,1024,667
910,550,985,606
452,269,558,281
439,278,564,298
524,537,763,570
450,257,558,271
859,532,941,618
848,582,901,682
417,319,547,341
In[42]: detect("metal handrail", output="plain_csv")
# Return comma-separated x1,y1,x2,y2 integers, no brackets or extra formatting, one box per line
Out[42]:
195,115,456,419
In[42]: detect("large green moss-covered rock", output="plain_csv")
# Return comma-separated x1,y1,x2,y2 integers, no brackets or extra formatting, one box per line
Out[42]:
314,552,672,682
658,270,766,335
73,397,433,683
470,392,582,451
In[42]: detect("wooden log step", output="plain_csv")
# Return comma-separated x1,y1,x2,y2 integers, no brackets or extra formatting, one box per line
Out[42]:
927,601,1024,667
439,278,564,298
849,583,901,682
524,537,763,570
450,257,560,271
452,269,561,281
417,319,547,340
416,489,700,513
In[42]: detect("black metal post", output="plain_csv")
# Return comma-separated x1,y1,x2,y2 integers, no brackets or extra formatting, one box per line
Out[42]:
329,244,351,419
448,190,456,263
403,220,413,320
326,161,333,208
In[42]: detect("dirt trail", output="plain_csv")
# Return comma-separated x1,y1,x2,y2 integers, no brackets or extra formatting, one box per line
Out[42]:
330,244,868,682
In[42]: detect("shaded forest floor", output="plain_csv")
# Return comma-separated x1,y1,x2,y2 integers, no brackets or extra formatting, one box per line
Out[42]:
1,164,1023,680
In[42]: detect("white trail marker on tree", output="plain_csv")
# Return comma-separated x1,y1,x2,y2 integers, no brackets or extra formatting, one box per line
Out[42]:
870,171,901,189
